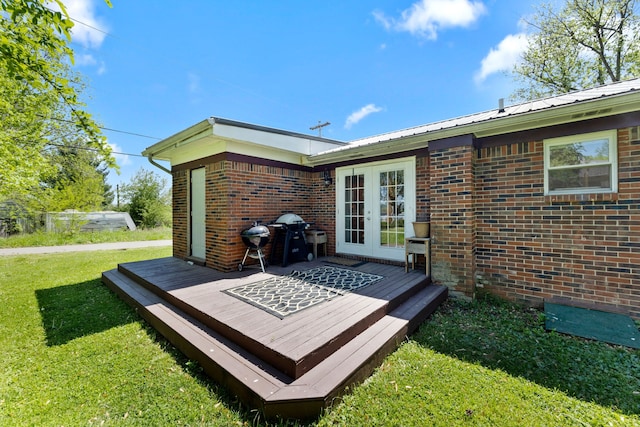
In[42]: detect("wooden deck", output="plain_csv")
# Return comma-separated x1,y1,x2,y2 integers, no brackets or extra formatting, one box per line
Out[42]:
102,256,447,419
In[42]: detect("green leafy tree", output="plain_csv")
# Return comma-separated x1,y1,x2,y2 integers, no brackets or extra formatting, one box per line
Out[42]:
0,69,57,197
36,140,112,212
514,0,640,100
0,0,114,199
120,169,171,228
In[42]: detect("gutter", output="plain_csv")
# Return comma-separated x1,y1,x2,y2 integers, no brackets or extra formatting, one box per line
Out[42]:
141,119,215,174
147,154,171,174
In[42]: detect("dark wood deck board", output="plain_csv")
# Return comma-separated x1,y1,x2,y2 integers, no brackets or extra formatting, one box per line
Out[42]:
103,270,291,398
102,256,447,418
118,258,431,368
274,296,385,355
250,292,375,340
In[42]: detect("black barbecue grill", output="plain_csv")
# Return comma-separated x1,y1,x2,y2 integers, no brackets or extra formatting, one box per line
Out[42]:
269,213,313,267
238,222,270,272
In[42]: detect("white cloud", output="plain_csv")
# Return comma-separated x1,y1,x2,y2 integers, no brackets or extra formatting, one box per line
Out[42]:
49,0,108,49
374,0,487,40
187,72,201,94
109,142,132,166
96,61,107,75
75,53,97,66
475,33,529,83
345,104,383,129
372,10,393,31
75,53,107,75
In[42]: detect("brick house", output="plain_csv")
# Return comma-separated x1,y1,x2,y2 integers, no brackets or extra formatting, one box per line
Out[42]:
143,79,640,318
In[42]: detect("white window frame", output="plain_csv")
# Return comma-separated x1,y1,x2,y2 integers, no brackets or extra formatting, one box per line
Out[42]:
544,130,618,195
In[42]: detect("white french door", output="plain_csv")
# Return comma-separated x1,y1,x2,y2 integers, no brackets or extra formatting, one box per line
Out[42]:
190,168,206,259
336,158,415,261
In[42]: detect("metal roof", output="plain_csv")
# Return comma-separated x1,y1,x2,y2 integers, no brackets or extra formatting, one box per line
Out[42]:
329,78,640,153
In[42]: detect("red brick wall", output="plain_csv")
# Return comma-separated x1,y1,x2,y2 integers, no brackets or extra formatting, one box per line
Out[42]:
173,153,428,270
172,159,340,271
204,160,233,271
308,169,337,258
429,145,476,298
415,155,431,221
172,169,188,259
475,127,640,317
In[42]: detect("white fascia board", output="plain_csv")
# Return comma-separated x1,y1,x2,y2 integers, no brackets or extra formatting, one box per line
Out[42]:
210,121,341,155
143,124,308,167
141,119,213,160
142,118,345,167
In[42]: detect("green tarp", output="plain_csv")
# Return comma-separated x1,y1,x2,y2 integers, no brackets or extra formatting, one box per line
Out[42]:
544,302,640,349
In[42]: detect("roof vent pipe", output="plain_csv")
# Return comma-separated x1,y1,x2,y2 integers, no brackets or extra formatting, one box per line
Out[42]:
498,98,505,113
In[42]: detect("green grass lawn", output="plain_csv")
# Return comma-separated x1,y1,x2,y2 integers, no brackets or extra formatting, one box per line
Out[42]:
1,248,639,426
0,227,172,248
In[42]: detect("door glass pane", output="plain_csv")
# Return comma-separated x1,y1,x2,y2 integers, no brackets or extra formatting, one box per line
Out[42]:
345,173,365,244
379,169,405,248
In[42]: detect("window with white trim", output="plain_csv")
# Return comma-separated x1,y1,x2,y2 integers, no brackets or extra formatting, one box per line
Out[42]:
544,130,617,195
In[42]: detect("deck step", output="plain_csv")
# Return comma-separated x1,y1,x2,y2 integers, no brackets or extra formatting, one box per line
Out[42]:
114,259,431,380
102,268,447,419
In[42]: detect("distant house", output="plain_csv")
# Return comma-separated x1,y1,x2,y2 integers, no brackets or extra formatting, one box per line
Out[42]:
142,79,640,318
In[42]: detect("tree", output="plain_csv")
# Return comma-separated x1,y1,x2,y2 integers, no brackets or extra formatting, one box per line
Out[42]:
120,169,171,229
0,69,57,197
0,0,114,199
513,0,640,100
36,139,112,212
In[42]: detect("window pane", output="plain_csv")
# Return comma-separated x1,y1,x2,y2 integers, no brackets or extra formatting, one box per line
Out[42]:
344,173,365,245
548,165,611,191
549,139,609,167
379,169,405,248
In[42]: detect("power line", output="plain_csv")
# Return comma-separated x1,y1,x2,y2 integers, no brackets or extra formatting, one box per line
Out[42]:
99,124,161,140
36,7,163,143
37,114,162,140
45,141,146,158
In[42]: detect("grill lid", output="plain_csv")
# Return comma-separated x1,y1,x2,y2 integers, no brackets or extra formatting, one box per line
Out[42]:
241,224,270,237
276,213,305,224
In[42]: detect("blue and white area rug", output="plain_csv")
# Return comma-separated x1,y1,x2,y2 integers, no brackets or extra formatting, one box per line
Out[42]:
225,266,383,318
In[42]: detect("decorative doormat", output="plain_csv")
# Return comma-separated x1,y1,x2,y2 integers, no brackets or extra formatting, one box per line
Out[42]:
324,256,367,267
544,302,640,349
225,266,383,318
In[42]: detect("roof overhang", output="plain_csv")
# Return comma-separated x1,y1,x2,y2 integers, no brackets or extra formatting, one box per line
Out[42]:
142,117,347,167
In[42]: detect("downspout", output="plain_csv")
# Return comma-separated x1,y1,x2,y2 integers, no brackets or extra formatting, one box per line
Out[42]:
147,153,171,174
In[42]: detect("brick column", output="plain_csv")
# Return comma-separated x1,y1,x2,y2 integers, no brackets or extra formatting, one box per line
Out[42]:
429,135,476,299
172,169,189,259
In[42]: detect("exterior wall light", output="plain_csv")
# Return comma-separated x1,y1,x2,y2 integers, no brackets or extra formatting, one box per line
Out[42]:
322,170,333,187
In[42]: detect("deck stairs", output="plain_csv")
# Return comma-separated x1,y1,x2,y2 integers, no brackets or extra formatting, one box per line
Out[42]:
102,257,447,419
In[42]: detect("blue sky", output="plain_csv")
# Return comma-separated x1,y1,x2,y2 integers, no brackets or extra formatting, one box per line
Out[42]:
62,0,534,189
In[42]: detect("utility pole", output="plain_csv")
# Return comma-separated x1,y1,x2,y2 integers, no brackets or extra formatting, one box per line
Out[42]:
310,120,330,137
